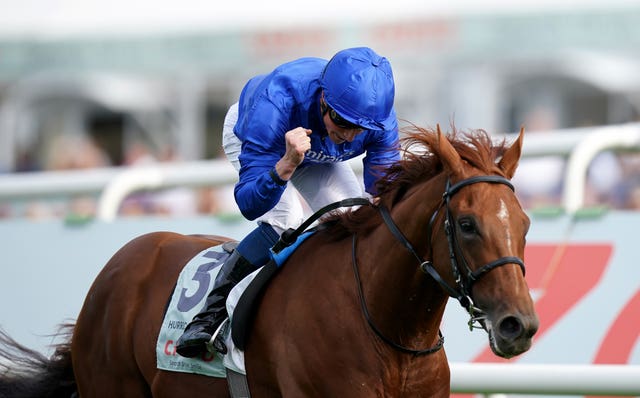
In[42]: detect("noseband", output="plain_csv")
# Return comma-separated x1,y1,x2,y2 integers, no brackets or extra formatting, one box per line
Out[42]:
379,175,526,329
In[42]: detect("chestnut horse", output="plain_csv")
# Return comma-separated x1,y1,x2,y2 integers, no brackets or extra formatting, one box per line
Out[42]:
0,126,538,397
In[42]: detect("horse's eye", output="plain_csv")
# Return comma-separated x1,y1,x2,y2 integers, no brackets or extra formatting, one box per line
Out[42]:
458,218,477,234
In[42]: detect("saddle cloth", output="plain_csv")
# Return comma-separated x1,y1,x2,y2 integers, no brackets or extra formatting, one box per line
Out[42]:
156,232,314,377
156,244,230,377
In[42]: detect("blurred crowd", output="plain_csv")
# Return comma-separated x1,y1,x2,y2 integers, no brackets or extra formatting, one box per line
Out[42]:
1,133,236,221
514,149,640,210
2,122,640,222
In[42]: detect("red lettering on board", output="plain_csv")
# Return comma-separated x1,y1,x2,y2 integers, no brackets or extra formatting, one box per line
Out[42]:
472,243,613,363
594,289,640,364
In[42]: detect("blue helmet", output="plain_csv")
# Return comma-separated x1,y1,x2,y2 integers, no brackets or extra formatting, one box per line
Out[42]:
320,47,396,131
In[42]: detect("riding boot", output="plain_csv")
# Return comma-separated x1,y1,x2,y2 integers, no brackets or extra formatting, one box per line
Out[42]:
176,250,256,358
176,222,280,358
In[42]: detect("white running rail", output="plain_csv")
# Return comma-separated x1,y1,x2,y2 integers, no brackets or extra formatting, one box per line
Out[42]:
450,363,640,396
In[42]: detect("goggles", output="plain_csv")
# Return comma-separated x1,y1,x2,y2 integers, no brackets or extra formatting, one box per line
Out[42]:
321,100,362,130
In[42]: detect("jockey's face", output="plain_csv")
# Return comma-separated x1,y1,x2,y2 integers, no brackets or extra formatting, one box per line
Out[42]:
320,93,364,144
324,114,364,144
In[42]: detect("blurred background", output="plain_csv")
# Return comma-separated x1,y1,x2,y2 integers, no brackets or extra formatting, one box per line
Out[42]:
1,1,639,397
2,0,640,218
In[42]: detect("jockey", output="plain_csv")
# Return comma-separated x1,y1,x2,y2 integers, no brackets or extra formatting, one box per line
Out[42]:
176,47,400,358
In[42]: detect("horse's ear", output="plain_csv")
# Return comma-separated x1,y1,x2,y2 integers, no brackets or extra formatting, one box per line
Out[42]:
437,124,463,176
498,126,524,179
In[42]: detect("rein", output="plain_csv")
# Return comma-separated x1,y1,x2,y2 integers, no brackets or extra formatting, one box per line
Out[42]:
271,197,371,253
379,175,526,330
352,234,445,355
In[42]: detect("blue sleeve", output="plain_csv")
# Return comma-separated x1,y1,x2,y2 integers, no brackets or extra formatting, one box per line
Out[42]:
234,163,287,220
234,99,291,220
362,124,400,195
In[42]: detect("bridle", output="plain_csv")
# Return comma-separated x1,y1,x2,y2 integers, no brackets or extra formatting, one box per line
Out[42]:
274,175,526,356
378,175,526,330
353,174,525,355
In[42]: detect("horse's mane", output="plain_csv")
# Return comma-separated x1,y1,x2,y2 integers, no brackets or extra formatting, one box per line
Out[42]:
321,125,509,239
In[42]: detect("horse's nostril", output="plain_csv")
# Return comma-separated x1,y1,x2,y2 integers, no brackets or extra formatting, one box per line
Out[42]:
498,315,524,340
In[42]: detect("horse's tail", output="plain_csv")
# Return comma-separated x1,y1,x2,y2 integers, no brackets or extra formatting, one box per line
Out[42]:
0,324,76,398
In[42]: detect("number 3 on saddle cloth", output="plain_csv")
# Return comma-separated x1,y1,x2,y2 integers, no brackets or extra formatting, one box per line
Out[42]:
156,231,315,377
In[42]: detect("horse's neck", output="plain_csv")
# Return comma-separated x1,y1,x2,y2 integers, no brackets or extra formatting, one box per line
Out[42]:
359,176,449,346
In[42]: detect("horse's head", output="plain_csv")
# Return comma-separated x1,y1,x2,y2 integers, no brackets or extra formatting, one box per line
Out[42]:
430,125,539,359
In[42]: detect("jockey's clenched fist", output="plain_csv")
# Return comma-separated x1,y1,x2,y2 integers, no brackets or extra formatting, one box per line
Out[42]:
275,127,312,181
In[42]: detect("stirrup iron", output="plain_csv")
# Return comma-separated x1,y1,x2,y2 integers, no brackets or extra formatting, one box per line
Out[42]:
206,317,230,354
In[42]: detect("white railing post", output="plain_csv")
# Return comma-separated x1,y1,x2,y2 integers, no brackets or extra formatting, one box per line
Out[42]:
562,124,640,213
96,159,238,221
